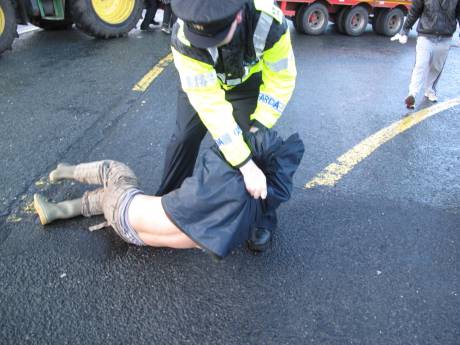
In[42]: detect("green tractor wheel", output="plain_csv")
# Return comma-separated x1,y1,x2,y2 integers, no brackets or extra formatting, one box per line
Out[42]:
70,0,143,38
0,0,18,54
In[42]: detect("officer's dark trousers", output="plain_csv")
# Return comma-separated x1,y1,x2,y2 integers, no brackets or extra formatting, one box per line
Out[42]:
156,73,277,232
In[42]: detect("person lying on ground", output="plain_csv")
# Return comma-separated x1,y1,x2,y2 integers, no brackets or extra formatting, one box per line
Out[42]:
35,160,197,249
34,129,304,258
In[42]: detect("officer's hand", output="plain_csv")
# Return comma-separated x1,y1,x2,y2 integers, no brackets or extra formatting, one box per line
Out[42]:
391,33,407,44
239,159,267,200
249,126,259,133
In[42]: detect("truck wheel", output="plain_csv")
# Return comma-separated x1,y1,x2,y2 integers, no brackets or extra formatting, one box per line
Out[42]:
293,11,303,34
70,0,143,38
376,8,404,37
0,0,17,54
343,6,369,36
335,7,348,34
372,9,384,34
294,5,307,34
296,3,329,35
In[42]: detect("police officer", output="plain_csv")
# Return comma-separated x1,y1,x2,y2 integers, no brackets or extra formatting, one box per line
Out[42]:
156,0,297,251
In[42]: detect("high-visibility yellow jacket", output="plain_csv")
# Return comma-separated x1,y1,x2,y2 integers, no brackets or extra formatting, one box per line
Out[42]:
171,0,296,167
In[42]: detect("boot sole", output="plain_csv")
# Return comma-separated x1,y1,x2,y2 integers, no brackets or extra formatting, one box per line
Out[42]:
34,194,50,225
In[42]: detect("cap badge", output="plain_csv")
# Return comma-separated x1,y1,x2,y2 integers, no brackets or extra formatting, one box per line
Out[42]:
192,23,205,31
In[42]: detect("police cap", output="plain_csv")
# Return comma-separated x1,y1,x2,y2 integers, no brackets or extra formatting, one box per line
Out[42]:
172,0,248,49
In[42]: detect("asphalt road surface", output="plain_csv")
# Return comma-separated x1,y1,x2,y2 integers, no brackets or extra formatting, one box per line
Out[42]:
1,22,459,345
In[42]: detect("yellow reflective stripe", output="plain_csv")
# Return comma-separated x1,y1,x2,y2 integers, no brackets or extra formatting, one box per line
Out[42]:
251,31,296,128
171,47,251,166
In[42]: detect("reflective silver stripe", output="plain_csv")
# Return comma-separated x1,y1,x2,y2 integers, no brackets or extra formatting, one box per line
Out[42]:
226,78,243,86
176,19,191,46
215,126,243,147
207,47,219,64
217,66,250,86
253,12,273,59
182,71,217,88
217,73,226,83
266,57,289,72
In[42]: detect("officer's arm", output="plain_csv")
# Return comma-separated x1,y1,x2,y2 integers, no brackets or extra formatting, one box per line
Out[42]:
250,29,296,129
171,47,251,168
402,0,424,35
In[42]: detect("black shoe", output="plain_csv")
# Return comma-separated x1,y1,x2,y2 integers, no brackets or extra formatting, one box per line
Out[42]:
151,20,160,26
247,227,272,252
140,23,153,31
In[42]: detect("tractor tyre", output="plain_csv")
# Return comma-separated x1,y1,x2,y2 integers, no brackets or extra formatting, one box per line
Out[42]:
343,5,369,36
70,0,143,38
0,0,17,54
296,2,329,35
376,8,404,37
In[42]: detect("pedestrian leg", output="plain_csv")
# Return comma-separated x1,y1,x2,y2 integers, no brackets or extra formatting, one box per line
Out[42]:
424,38,451,99
408,36,433,98
161,4,173,34
141,0,159,30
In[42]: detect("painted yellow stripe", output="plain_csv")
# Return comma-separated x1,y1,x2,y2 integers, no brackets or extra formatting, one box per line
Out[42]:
305,97,460,189
132,53,174,92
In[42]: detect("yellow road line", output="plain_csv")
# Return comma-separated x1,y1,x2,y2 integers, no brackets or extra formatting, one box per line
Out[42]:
305,97,460,189
132,53,174,92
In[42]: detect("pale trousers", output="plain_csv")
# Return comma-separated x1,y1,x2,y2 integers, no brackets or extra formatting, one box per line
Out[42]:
408,35,451,97
76,160,144,245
